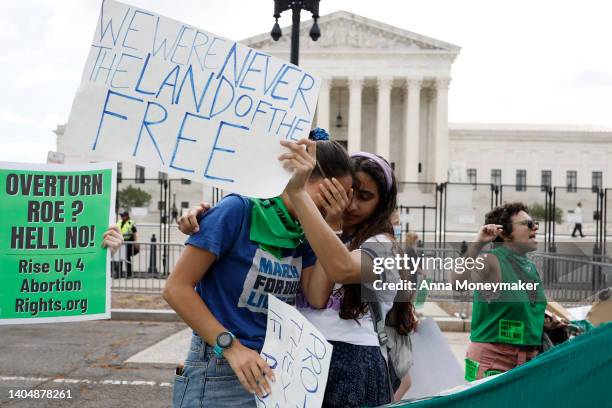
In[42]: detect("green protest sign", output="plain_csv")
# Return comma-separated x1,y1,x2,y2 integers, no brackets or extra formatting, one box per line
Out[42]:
0,162,116,324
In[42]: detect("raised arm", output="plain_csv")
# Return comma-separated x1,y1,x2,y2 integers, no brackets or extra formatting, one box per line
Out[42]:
300,263,335,308
451,224,503,287
279,139,377,284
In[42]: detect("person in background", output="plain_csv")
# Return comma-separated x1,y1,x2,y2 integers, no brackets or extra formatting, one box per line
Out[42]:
171,205,179,224
404,232,419,249
571,202,585,238
390,208,402,242
117,210,137,278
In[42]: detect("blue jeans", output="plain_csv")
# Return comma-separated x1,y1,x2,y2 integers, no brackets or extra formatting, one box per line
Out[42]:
173,334,256,408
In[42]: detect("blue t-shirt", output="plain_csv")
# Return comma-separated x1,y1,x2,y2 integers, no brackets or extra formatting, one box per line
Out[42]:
186,194,316,350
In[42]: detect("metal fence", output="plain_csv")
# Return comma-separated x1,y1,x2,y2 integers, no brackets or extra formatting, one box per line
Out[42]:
114,175,612,256
394,182,612,255
111,241,184,293
443,183,499,236
531,253,610,304
111,240,610,307
115,177,222,245
397,244,610,305
396,182,439,245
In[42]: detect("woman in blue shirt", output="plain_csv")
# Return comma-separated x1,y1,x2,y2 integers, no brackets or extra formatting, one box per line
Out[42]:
164,136,352,408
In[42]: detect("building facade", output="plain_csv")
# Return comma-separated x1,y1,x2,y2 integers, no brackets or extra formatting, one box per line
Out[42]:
449,123,611,189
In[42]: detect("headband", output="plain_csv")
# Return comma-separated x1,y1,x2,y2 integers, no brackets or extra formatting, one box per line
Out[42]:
351,152,393,192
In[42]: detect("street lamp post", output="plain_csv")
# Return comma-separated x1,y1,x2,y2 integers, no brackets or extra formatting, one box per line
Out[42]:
271,0,321,66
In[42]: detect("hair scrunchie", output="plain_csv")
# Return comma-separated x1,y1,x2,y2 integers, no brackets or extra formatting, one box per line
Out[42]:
309,128,330,141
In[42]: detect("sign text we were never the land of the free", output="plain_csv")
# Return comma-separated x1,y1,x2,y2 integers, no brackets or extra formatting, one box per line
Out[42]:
65,0,320,198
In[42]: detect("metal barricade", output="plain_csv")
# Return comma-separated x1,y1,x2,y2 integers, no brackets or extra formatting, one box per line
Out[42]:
400,244,610,305
531,252,611,303
111,241,184,293
396,182,439,245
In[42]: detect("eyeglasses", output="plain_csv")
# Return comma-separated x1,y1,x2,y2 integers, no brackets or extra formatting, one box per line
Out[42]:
513,220,539,230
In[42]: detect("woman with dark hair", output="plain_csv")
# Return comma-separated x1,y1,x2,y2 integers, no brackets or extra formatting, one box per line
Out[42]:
452,202,550,380
164,136,353,408
290,151,417,407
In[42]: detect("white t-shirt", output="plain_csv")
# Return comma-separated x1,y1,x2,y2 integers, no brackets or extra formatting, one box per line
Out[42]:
298,234,400,346
574,206,583,223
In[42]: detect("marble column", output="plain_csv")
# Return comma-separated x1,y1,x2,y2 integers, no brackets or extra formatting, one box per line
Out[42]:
375,77,393,160
433,78,450,182
347,77,363,154
403,78,422,182
316,77,331,131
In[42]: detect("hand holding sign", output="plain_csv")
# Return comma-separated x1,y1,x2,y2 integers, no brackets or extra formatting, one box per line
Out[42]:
101,225,123,254
257,295,332,408
279,139,316,194
224,340,276,398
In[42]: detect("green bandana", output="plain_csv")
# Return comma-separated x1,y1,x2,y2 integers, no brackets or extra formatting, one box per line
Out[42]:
249,197,304,259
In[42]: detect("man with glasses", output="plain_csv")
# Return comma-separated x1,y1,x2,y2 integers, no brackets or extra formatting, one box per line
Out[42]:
452,203,549,380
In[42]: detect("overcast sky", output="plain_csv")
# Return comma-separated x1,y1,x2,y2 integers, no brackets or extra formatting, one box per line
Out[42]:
1,0,611,163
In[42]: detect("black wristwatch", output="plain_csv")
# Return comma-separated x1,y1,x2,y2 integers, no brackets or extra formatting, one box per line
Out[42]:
214,331,235,358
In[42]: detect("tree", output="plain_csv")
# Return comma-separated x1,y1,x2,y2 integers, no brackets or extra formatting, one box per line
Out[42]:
117,186,152,210
530,203,563,223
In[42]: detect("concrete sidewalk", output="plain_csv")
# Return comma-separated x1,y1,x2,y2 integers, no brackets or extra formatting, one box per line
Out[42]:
124,301,470,368
113,301,472,331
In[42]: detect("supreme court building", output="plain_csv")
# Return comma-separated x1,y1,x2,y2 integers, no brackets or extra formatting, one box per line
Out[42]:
246,10,458,184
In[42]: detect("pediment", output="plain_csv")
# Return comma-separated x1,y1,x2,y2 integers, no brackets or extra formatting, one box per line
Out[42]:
242,10,460,53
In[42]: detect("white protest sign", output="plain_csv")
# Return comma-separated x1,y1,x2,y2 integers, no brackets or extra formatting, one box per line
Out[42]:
257,295,332,408
64,0,320,198
403,317,467,400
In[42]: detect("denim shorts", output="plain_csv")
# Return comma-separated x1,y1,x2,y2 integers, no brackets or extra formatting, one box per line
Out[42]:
172,334,257,408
